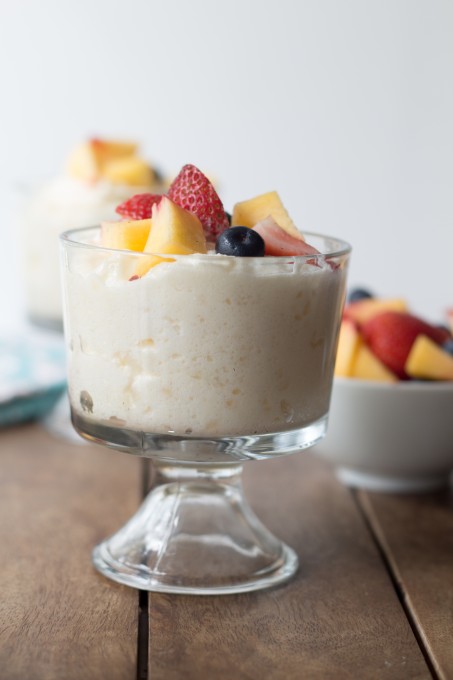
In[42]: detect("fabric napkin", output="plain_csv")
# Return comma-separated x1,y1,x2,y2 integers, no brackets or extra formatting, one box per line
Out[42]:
0,333,67,427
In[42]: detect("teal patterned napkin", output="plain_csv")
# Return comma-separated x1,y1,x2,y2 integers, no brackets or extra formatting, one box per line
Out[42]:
0,334,67,426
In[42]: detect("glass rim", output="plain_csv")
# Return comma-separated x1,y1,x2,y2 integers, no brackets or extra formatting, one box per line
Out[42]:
60,225,352,261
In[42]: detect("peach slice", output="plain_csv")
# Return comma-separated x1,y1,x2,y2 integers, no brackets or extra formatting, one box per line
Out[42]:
132,197,207,276
101,219,152,252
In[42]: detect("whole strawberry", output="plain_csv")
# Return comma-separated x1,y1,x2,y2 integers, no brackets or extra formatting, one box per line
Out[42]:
116,193,162,220
361,311,450,379
168,164,229,240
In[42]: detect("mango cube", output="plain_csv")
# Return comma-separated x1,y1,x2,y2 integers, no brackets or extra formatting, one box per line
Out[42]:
232,191,302,240
405,335,453,380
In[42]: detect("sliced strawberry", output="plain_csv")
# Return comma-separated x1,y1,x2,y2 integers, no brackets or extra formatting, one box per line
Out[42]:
116,193,162,220
167,164,229,240
253,217,320,257
361,311,450,380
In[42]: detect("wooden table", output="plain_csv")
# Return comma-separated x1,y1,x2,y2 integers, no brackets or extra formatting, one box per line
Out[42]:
1,423,452,680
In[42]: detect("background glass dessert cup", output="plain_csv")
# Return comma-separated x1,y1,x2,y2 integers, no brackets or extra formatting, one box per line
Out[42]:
17,139,167,441
60,226,351,595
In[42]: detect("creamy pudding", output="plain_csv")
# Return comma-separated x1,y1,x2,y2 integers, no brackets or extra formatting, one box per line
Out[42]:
62,233,347,437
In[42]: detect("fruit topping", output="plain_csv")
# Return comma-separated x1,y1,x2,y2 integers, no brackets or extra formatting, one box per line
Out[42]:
232,191,302,240
103,156,155,187
108,163,324,271
101,219,152,252
215,226,265,257
361,311,449,380
116,193,162,220
167,164,229,240
253,217,320,257
65,138,166,187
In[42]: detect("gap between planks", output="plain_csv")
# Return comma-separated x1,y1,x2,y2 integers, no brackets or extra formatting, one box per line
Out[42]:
352,488,438,680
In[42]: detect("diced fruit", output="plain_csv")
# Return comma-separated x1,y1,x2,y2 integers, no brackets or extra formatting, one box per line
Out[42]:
66,142,99,182
167,164,229,240
350,342,397,382
343,298,408,325
66,139,138,182
405,335,453,380
144,196,207,257
215,226,265,257
347,287,374,304
361,311,450,380
116,193,162,220
334,319,361,377
103,157,154,186
253,217,320,257
232,191,302,240
101,219,152,252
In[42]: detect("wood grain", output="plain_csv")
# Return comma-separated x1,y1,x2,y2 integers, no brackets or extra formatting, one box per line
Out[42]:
148,452,430,680
358,488,453,680
0,423,140,680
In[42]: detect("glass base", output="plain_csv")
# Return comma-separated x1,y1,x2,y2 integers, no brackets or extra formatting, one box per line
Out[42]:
92,462,298,595
72,410,329,463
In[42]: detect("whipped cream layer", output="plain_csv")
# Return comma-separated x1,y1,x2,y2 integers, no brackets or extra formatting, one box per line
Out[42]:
21,177,162,324
63,247,347,438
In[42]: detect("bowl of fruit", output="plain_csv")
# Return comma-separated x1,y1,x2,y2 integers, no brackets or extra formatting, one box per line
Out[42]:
315,289,453,493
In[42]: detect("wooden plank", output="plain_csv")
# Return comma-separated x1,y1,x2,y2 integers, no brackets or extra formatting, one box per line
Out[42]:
0,423,140,680
357,488,453,680
148,452,430,679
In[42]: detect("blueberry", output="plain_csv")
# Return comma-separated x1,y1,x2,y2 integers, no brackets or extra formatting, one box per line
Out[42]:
442,338,453,356
347,287,374,304
215,226,265,257
225,211,232,225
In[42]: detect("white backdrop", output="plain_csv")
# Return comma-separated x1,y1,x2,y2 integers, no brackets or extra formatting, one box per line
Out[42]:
1,0,452,332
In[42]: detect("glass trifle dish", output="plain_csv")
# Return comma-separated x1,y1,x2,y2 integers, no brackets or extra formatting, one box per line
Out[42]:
60,164,351,594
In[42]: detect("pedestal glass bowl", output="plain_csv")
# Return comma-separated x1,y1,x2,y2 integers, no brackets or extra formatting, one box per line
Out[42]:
60,226,350,594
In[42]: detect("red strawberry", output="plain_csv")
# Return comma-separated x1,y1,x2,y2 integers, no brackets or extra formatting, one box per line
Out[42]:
361,311,450,379
167,164,229,240
116,193,162,220
253,217,321,257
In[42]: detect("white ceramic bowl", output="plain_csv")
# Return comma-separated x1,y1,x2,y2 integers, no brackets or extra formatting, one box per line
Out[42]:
315,377,453,493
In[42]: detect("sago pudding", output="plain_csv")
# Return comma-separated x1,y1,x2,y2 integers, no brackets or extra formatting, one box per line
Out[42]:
61,165,350,444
